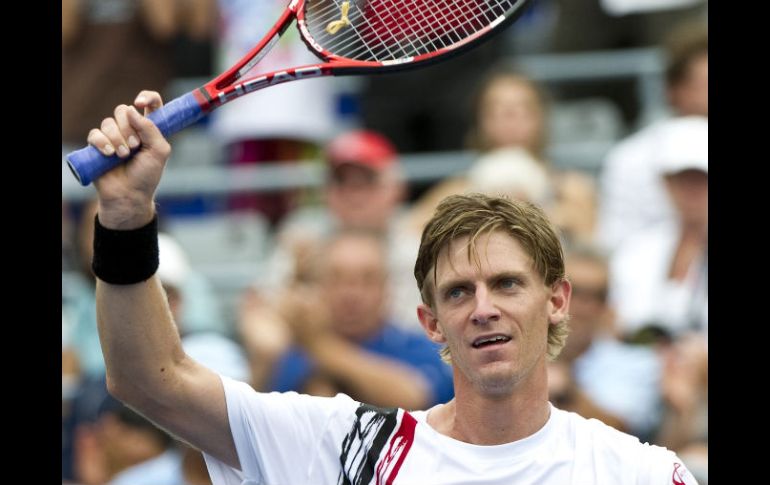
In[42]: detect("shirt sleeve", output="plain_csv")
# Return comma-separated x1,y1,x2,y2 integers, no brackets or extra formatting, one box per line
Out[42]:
642,447,701,485
203,375,359,485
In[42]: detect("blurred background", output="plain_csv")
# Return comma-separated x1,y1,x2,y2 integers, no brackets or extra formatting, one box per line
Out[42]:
62,0,708,483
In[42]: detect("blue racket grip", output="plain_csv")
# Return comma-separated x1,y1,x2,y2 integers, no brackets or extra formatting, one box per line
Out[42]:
66,92,204,186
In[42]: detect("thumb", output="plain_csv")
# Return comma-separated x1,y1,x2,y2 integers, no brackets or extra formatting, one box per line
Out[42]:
126,106,170,159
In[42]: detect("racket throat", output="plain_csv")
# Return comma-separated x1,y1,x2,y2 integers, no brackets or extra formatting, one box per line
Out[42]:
208,66,326,108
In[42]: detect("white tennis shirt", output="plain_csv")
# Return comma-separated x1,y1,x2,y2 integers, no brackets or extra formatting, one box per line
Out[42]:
204,376,698,485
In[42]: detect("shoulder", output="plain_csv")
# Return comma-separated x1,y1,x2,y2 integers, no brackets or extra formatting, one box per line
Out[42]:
573,412,658,450
222,376,361,423
560,411,698,484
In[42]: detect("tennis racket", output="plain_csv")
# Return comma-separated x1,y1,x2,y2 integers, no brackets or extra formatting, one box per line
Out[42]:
67,0,532,185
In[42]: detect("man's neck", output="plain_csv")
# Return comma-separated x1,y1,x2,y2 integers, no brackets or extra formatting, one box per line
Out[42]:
427,373,551,446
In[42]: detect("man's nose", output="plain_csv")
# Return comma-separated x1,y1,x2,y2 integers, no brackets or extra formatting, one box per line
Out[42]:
471,286,501,325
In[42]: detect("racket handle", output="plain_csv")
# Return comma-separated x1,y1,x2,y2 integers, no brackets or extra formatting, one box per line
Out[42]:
66,92,204,186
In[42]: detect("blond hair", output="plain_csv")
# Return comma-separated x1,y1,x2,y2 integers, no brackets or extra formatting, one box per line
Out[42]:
414,193,569,362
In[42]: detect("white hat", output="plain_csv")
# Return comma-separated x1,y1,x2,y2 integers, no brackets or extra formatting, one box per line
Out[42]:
468,147,551,204
157,233,191,289
656,116,708,175
182,333,251,383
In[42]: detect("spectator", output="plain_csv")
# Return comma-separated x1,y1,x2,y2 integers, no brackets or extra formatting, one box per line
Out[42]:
596,22,707,250
242,229,454,409
549,244,663,440
407,69,597,245
609,116,707,339
258,130,423,331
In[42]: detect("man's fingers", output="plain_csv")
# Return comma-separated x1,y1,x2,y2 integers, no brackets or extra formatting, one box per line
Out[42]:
87,128,116,157
134,90,164,116
114,105,141,151
126,106,171,160
99,117,130,158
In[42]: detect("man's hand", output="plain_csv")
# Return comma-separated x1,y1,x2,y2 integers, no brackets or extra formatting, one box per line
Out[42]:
89,91,170,230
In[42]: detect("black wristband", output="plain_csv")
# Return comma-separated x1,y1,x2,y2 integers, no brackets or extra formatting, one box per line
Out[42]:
92,214,159,285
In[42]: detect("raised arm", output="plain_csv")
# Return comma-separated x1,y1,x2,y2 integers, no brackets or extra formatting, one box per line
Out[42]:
89,91,239,468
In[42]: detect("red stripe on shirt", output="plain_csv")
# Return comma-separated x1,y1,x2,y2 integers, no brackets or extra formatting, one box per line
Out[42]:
375,411,418,485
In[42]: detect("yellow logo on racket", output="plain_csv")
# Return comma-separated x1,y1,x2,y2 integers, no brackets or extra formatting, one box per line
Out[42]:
326,1,351,35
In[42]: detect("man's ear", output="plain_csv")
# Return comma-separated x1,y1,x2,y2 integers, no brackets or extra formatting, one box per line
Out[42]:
548,279,572,325
417,304,446,344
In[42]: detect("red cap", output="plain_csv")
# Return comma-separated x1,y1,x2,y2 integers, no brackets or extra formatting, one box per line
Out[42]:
325,130,397,171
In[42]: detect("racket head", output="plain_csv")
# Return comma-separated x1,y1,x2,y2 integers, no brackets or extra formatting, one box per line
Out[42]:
298,0,532,72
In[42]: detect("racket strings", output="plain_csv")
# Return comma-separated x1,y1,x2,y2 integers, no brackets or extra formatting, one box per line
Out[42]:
311,0,398,59
374,0,504,57
305,0,516,61
380,0,464,52
311,0,423,59
314,0,408,59
311,0,454,59
311,0,447,58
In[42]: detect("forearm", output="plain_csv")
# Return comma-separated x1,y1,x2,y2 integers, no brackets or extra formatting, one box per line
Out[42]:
94,201,186,400
97,275,187,402
308,335,432,410
97,277,239,467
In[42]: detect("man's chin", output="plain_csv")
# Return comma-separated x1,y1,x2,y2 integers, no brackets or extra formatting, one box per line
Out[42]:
474,365,519,395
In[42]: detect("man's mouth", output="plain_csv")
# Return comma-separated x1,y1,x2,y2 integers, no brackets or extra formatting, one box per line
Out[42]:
472,334,512,349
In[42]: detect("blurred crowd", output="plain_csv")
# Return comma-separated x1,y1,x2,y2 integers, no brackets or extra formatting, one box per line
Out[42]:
62,0,708,483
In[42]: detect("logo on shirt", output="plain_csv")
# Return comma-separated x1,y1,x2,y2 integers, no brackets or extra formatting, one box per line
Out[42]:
672,462,693,485
338,404,416,485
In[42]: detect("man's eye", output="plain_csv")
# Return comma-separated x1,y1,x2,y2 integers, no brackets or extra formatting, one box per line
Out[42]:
499,278,517,289
448,288,464,299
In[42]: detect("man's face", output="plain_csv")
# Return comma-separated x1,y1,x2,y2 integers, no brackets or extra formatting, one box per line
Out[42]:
322,234,388,341
418,231,570,396
326,164,399,231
